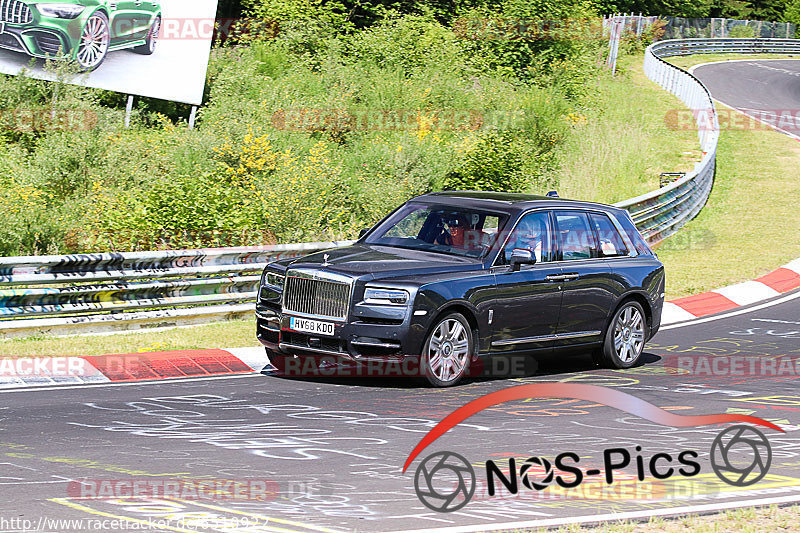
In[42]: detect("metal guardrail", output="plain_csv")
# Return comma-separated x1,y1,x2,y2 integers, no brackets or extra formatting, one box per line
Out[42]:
0,243,354,336
614,38,800,243
0,38,797,336
650,38,800,57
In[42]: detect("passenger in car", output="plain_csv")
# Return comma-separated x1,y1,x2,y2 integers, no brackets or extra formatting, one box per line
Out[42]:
510,217,545,262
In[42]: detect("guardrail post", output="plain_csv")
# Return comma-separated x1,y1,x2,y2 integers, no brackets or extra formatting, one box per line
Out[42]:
189,106,198,130
124,95,134,128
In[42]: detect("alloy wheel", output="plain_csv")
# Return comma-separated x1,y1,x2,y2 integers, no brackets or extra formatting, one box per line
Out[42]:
425,317,470,383
613,305,645,363
77,14,110,70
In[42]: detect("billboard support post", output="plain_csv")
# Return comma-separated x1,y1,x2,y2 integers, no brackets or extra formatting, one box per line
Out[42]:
189,106,198,130
124,95,134,128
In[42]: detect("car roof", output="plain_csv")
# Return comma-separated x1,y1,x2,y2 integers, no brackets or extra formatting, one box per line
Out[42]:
413,190,622,215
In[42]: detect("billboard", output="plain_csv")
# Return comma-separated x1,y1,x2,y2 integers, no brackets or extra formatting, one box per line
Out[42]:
0,0,218,105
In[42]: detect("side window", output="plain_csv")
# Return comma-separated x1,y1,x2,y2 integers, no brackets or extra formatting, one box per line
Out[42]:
554,211,595,261
616,211,654,255
590,213,629,257
501,211,553,264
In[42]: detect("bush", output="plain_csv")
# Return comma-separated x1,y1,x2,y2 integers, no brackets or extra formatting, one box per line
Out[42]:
728,25,756,38
0,1,607,256
345,14,467,75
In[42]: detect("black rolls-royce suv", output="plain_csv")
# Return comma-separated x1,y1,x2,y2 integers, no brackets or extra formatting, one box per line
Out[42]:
257,191,665,387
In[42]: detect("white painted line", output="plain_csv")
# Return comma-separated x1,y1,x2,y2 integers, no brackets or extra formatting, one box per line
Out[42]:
688,59,800,142
661,288,800,330
392,494,800,533
661,302,698,325
714,281,780,306
226,346,269,371
0,372,264,394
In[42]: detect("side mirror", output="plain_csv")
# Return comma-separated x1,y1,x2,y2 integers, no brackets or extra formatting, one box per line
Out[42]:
358,228,369,239
510,248,536,272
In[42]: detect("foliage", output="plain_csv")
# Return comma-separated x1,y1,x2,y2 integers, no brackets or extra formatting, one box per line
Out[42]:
594,0,792,19
727,24,757,37
0,2,615,255
789,0,800,36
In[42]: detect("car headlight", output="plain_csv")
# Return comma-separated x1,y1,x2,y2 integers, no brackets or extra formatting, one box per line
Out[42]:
37,4,85,19
265,271,285,288
363,287,409,306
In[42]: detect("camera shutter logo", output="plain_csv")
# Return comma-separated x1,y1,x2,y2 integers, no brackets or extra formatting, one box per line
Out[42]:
414,452,475,512
711,425,772,487
520,456,555,490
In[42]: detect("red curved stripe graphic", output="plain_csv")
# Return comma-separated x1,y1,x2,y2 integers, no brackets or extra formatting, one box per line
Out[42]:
402,383,783,473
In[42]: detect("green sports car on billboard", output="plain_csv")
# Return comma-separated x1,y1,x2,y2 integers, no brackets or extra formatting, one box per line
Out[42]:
0,0,161,71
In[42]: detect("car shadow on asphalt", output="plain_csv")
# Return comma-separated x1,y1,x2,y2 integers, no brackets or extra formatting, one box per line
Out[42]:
258,351,661,390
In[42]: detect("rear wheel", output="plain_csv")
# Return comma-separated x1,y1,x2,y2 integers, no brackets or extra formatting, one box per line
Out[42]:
133,15,160,55
421,313,472,387
599,301,646,368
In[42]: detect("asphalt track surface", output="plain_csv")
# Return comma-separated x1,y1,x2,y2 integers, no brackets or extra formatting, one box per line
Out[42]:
2,61,800,532
692,59,800,138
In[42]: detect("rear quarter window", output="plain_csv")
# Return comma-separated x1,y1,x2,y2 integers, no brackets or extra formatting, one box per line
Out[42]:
616,212,654,256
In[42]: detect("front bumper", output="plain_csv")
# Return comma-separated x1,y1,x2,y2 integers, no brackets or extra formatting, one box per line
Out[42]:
256,303,428,361
0,13,90,59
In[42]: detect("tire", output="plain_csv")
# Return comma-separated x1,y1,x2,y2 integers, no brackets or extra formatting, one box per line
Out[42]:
599,301,647,369
133,16,161,55
76,11,110,71
421,313,473,387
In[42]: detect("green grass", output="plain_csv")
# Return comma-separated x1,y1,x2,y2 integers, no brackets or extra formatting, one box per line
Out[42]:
0,318,259,358
556,54,701,203
520,504,800,532
655,53,800,298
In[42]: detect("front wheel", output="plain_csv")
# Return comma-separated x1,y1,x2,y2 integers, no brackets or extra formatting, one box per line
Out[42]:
76,11,110,71
599,301,647,369
422,313,473,387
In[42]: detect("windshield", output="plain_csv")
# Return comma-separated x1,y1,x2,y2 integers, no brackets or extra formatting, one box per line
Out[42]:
364,203,508,258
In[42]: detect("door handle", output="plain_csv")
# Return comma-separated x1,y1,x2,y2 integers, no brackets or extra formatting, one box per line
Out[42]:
562,273,580,281
545,274,566,282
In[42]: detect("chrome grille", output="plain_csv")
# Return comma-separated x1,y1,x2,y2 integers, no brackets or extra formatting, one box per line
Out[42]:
0,0,32,24
283,274,350,321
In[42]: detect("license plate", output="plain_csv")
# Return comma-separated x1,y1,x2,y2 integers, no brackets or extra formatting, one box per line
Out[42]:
289,317,335,336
